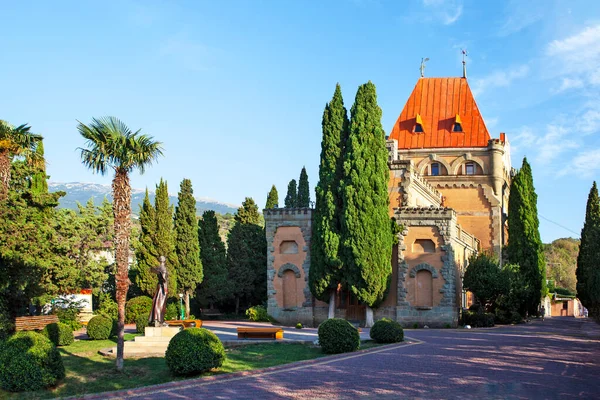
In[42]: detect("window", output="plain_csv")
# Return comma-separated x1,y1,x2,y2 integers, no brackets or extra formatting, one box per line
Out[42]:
414,114,424,133
453,123,463,132
414,123,424,133
280,241,298,254
413,239,435,253
465,162,475,175
430,163,440,176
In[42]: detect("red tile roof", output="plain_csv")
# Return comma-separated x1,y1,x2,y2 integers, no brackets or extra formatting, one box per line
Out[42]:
389,77,491,149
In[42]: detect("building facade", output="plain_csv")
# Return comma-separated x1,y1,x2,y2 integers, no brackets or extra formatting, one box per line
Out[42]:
266,76,512,327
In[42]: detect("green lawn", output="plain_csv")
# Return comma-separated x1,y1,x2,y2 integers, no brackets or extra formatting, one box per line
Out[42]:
0,337,331,399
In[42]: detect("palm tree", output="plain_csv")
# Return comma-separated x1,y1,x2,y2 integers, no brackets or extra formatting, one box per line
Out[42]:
78,117,163,371
0,120,44,200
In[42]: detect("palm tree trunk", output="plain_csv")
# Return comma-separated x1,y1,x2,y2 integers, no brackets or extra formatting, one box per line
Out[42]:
0,150,10,201
113,169,131,372
365,306,374,328
185,292,190,319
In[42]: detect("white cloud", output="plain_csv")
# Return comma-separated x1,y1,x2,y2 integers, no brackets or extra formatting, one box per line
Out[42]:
570,149,600,178
471,65,529,96
513,124,578,165
422,0,463,25
555,78,584,93
546,24,600,89
498,0,544,36
579,106,600,135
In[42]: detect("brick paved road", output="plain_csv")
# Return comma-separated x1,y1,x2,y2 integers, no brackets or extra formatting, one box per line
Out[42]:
95,317,600,399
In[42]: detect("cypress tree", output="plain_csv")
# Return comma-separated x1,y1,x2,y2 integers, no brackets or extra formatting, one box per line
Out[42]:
310,83,349,318
30,141,48,195
227,197,267,313
507,158,546,315
134,189,158,296
284,179,297,208
265,185,279,209
197,210,228,308
297,166,310,207
174,179,202,318
576,181,600,319
235,197,261,225
154,179,178,297
340,82,393,327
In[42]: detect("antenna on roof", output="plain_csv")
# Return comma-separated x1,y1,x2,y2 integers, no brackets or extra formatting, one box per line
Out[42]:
461,49,468,79
420,57,430,77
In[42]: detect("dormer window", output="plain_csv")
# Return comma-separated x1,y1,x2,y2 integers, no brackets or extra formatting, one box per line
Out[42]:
453,114,463,132
414,114,424,133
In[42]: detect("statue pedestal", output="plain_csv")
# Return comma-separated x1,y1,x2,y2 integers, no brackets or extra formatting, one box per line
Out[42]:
106,326,182,357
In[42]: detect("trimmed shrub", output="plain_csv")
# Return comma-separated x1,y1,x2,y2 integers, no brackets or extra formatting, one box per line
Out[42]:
165,328,225,376
42,322,74,346
245,305,270,322
136,313,149,334
295,322,303,329
370,318,404,343
96,293,118,321
0,331,65,392
463,311,495,328
318,318,360,354
0,299,13,340
125,296,153,324
166,303,179,321
86,316,112,340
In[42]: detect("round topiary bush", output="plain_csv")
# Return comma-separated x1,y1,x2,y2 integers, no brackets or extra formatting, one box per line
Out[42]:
43,322,74,346
136,313,149,334
125,296,153,324
370,318,404,343
318,318,360,354
0,331,65,392
86,315,112,340
165,328,225,376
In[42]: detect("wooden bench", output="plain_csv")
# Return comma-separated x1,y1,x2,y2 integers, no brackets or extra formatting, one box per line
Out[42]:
237,327,284,340
201,309,223,318
14,315,59,331
165,319,203,329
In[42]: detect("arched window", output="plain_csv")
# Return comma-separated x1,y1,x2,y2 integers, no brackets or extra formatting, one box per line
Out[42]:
282,270,298,308
431,163,440,176
416,270,433,307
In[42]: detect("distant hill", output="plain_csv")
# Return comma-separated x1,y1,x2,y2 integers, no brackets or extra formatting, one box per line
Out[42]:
48,182,239,216
544,237,580,293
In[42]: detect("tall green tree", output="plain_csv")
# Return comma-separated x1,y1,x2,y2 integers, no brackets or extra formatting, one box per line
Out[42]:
284,179,297,208
310,83,350,318
235,197,261,225
576,181,600,319
265,185,279,209
78,116,163,372
0,120,43,200
30,141,48,195
463,253,509,310
174,179,202,318
154,179,178,296
507,158,546,315
227,197,267,313
134,189,158,296
340,82,393,327
297,166,310,207
197,210,228,308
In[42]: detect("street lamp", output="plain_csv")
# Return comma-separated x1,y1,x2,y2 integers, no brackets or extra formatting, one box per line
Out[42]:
178,293,184,320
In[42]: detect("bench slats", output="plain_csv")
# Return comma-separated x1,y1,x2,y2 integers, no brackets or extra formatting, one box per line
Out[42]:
14,315,59,331
236,327,284,340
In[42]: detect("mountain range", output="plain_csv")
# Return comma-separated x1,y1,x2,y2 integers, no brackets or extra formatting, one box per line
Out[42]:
48,182,239,216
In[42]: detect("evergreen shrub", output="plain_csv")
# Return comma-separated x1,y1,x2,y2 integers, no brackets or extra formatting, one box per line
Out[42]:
96,293,118,320
136,313,149,334
295,322,303,329
166,303,179,321
125,296,153,324
370,318,404,343
165,328,225,376
245,305,270,322
462,311,495,327
42,322,74,346
0,299,13,340
318,318,360,354
0,331,65,392
86,316,112,340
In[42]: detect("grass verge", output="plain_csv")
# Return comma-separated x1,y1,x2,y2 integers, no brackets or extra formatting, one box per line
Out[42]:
0,339,330,399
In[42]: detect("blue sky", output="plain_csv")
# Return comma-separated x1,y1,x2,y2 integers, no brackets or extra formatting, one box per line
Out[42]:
2,0,599,243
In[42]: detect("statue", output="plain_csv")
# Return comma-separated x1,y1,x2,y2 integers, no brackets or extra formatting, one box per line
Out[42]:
149,255,168,327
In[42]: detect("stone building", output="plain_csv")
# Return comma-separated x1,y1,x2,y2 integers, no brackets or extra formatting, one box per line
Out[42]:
266,75,512,327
